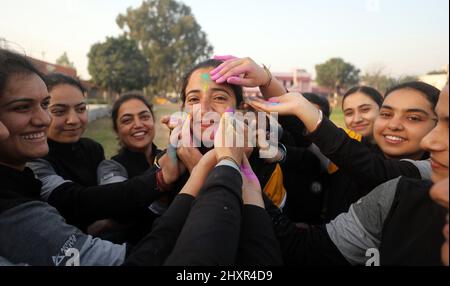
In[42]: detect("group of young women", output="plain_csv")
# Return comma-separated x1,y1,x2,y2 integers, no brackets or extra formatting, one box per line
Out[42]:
0,49,447,266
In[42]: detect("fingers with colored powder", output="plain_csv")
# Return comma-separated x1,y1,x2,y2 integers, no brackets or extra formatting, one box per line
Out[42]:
244,95,280,106
168,114,192,164
213,55,238,61
210,56,249,84
210,61,248,84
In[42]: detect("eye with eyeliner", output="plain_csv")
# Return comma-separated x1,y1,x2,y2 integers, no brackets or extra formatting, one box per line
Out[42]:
13,104,32,112
405,114,423,122
379,111,392,119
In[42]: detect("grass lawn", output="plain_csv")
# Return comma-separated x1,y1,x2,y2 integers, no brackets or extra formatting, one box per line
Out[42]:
84,118,118,159
330,107,345,128
85,103,346,159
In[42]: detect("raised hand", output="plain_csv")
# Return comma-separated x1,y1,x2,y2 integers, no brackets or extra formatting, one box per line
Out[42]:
210,56,270,87
247,93,304,116
176,114,203,173
214,112,244,167
247,92,323,133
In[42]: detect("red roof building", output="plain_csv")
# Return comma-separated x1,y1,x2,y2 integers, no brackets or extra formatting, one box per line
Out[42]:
27,56,99,96
244,68,313,97
28,57,77,77
273,69,312,93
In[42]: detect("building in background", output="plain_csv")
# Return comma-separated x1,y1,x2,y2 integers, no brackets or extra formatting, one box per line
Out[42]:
244,68,314,97
419,65,449,90
28,56,77,77
244,67,335,110
275,69,313,93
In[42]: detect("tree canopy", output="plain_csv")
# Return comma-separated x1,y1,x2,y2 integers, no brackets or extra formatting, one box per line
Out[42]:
87,36,150,94
315,58,360,96
56,52,75,69
362,66,418,94
116,0,213,97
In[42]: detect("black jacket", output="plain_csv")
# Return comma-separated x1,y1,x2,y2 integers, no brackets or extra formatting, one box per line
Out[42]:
280,132,327,224
30,139,164,232
45,138,105,187
161,165,282,266
307,117,426,221
47,169,163,230
0,163,185,265
112,144,162,178
0,164,41,214
263,193,348,266
264,176,446,266
380,178,446,265
278,114,428,222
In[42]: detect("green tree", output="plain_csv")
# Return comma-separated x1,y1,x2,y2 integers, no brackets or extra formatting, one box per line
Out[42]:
87,36,150,96
362,66,396,94
315,58,360,96
56,52,75,69
395,75,418,84
362,66,419,94
116,0,213,98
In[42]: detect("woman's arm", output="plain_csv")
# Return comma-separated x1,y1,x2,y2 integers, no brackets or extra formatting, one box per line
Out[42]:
28,159,165,223
124,150,219,266
164,113,246,266
237,156,283,265
248,93,424,190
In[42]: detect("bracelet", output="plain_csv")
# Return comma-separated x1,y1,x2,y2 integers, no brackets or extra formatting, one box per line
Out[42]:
314,109,323,131
278,143,287,163
262,64,272,89
154,149,168,170
217,156,240,169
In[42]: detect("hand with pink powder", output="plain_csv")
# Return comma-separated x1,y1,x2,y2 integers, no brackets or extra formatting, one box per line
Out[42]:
240,156,265,208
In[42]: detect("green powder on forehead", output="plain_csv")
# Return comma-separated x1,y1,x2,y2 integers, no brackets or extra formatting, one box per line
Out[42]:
201,73,211,81
201,73,211,92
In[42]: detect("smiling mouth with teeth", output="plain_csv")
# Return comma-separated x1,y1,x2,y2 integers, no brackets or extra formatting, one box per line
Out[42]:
22,132,45,140
132,131,147,137
384,135,406,143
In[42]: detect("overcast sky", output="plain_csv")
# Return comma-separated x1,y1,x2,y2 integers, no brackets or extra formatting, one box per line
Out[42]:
1,0,448,79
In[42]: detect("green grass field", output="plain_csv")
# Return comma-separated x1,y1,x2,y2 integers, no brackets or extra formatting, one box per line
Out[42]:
85,103,345,159
330,107,345,128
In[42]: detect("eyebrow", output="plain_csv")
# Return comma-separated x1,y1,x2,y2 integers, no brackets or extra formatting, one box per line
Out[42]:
210,87,231,95
120,110,151,119
50,102,87,108
186,88,232,96
381,105,431,116
3,96,51,108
